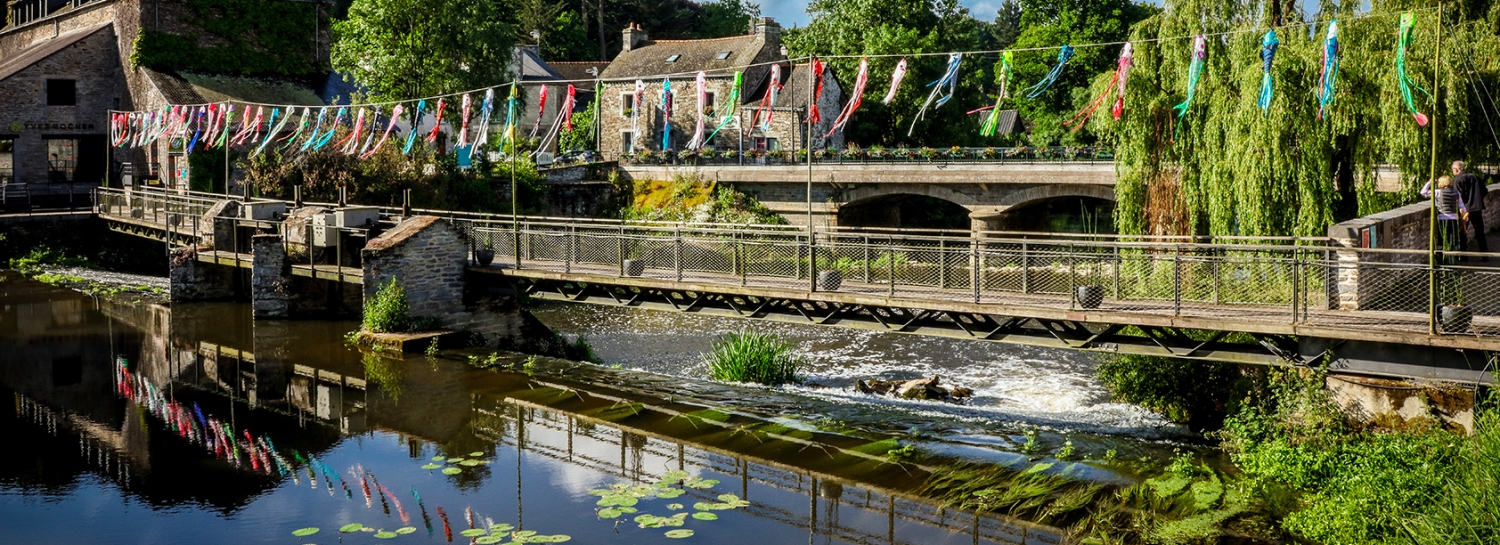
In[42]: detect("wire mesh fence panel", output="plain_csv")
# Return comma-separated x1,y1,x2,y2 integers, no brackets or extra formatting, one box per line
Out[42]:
1449,265,1500,337
679,234,737,276
978,242,1028,294
742,237,804,281
573,231,623,268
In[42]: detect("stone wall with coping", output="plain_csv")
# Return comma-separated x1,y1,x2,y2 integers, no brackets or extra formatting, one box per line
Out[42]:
250,233,288,318
168,246,233,301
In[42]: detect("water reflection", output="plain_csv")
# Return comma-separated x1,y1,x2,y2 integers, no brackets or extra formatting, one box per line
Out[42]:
0,275,1069,544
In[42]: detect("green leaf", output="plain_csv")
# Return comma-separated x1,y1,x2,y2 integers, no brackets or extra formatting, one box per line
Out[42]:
716,494,740,502
692,512,718,521
475,536,504,545
395,527,416,534
292,527,320,537
598,508,622,518
460,459,482,466
491,524,514,533
447,458,466,464
664,529,695,538
339,523,364,533
421,463,442,470
461,529,489,537
666,503,684,510
431,456,446,462
469,451,484,457
374,531,398,539
442,467,463,475
656,488,684,499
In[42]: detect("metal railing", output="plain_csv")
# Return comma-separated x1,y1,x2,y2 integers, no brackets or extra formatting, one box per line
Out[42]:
469,219,1500,340
1,182,97,216
614,145,1116,166
93,187,1500,339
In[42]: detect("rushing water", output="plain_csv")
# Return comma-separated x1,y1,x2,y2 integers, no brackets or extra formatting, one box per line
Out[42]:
0,272,1206,544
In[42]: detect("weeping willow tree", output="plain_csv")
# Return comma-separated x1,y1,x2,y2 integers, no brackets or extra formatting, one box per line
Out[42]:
1088,0,1500,237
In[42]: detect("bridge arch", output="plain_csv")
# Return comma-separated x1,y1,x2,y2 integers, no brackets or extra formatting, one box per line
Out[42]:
836,187,976,230
967,184,1117,232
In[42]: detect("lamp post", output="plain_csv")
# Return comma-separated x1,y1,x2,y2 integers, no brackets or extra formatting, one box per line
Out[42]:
806,56,816,292
1428,4,1443,335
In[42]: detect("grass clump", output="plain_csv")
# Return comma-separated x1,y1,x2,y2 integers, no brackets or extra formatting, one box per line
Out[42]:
362,277,442,333
703,331,804,385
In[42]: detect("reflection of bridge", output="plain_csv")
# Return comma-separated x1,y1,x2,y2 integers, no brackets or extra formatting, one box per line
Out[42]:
92,187,1499,383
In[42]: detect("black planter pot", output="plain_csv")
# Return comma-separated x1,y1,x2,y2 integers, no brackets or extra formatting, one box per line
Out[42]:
474,249,495,267
817,270,843,291
1440,304,1473,333
623,259,645,277
1076,285,1104,309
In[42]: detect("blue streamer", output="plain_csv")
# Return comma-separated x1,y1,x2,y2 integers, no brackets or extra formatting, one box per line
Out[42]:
403,100,426,154
1258,30,1279,114
1022,45,1075,99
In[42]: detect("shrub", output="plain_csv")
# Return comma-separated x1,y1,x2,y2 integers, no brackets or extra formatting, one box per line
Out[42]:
703,331,804,385
363,277,410,333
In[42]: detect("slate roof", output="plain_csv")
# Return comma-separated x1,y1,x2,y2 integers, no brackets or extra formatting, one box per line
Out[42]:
0,22,111,81
143,69,327,105
549,61,610,83
514,46,565,81
599,34,765,80
761,63,840,109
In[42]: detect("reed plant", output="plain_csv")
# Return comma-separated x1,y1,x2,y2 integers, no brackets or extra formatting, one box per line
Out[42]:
703,331,804,385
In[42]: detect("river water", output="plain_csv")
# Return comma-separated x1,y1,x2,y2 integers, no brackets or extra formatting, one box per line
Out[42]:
0,273,1207,544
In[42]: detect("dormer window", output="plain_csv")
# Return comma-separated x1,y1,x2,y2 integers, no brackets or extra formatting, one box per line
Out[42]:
715,51,731,60
666,54,681,62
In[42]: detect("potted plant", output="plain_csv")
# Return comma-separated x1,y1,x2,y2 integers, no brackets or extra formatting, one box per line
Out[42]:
817,257,853,291
868,145,886,160
948,145,966,160
919,147,938,162
474,246,496,267
981,146,998,160
1076,285,1104,309
622,245,646,276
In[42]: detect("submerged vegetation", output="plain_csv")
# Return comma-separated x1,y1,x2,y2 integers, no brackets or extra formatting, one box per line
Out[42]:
703,331,805,385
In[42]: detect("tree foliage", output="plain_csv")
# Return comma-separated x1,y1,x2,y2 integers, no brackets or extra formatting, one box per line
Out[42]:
331,0,516,100
1102,0,1500,236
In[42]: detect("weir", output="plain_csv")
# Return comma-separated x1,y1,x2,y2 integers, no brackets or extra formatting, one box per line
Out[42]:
87,186,1500,385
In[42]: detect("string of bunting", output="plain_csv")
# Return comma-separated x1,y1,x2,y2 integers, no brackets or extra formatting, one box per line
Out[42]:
106,6,1439,162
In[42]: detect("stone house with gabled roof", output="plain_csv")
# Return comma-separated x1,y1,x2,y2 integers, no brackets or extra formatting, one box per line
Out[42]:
596,18,844,159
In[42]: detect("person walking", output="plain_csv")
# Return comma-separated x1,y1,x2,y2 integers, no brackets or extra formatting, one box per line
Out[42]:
1452,160,1490,255
1422,175,1467,252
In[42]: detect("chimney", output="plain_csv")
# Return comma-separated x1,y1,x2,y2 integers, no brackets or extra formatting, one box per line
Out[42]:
622,23,648,52
753,17,781,53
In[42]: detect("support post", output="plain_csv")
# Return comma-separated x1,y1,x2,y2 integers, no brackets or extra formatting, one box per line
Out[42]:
1428,5,1443,335
1021,241,1030,294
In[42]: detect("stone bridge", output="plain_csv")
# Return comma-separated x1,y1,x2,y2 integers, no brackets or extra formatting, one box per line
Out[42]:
616,162,1116,230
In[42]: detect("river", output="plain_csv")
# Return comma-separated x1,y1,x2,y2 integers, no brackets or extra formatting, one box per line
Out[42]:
0,272,1226,544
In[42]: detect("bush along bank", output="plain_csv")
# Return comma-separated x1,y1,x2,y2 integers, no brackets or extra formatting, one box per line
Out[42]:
1091,353,1494,544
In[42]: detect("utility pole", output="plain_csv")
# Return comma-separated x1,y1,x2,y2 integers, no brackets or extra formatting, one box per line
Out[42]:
806,56,816,292
1428,4,1443,335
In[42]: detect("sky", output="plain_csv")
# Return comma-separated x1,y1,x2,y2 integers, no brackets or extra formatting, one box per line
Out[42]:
758,0,1008,28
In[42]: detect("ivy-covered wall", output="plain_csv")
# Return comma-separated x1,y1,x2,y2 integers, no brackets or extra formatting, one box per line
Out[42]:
128,0,327,76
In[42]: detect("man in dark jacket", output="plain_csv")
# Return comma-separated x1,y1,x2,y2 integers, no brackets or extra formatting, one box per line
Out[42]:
1452,160,1489,254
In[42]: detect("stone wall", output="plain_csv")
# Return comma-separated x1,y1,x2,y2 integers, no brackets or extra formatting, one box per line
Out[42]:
168,246,234,301
250,233,288,319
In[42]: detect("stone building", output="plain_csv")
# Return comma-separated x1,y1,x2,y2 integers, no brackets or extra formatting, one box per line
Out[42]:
596,18,844,159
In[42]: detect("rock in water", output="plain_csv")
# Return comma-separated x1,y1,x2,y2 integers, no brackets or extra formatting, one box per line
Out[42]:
896,376,946,400
950,386,973,399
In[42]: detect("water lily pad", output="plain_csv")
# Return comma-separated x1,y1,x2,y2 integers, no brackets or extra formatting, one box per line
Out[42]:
662,469,689,483
692,512,718,521
683,478,719,489
692,502,734,511
589,488,611,496
628,485,656,497
441,467,463,475
598,508,622,518
461,529,489,537
717,494,740,502
666,503,683,510
447,458,466,464
421,463,442,470
363,528,376,532
469,451,484,457
617,507,638,514
431,456,446,462
474,536,504,544
339,523,364,533
633,514,658,524
514,530,538,538
664,529,695,539
655,488,684,499
597,495,638,507
460,459,482,467
395,527,417,535
374,531,399,539
540,536,572,543
292,527,320,537
491,524,514,533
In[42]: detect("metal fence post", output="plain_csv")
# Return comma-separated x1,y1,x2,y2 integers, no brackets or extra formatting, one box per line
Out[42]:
674,226,683,282
1021,241,1030,294
1068,242,1076,310
1212,257,1221,305
862,236,870,283
1112,245,1121,299
1291,249,1301,324
738,233,747,286
1173,247,1182,317
617,226,625,276
971,239,980,304
888,240,896,298
938,238,948,289
566,225,574,274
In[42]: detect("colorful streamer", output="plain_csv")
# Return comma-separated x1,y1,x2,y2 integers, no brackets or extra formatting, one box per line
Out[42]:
361,104,404,159
530,85,549,138
882,59,908,105
909,53,962,136
981,52,1014,137
661,79,673,150
1112,43,1134,120
302,107,329,151
752,65,781,131
425,99,446,143
501,86,518,150
708,71,744,141
1172,35,1208,125
403,100,426,154
826,59,868,138
457,94,473,148
1065,43,1132,131
808,59,828,126
470,89,496,159
1395,12,1429,126
1258,30,1279,114
1022,45,1074,99
1317,20,1341,119
688,72,708,149
632,80,647,135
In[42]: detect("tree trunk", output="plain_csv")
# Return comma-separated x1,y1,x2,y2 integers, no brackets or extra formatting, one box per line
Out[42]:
597,0,606,61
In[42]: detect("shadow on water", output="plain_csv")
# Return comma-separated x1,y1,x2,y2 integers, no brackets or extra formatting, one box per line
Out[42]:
1,272,1086,544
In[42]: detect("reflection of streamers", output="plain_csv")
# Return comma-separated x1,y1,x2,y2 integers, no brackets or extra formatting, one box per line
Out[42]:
437,506,453,542
380,483,410,524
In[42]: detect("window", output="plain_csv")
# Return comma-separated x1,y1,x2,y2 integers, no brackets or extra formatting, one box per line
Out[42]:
47,139,77,182
0,137,13,185
621,93,635,115
666,54,681,62
621,131,635,153
704,92,716,115
46,79,76,106
715,51,731,60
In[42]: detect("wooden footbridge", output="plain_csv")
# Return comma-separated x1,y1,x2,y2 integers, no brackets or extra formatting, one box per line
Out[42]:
92,187,1500,384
